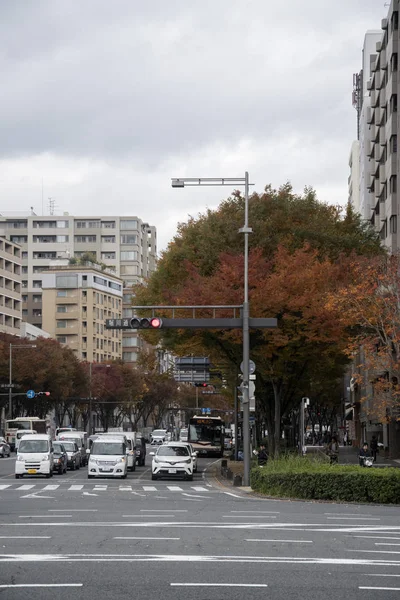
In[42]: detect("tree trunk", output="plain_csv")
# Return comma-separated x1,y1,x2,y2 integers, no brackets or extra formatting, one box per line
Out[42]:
273,382,281,457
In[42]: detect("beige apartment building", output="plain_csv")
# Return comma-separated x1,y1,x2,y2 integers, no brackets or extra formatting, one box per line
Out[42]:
0,237,22,336
41,264,123,362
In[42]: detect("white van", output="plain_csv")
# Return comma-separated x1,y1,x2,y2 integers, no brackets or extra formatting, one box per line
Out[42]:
98,433,136,471
15,429,37,452
57,431,87,466
15,434,54,479
88,437,128,479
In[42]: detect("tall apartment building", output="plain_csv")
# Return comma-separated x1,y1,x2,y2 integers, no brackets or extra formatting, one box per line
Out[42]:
0,237,22,337
41,264,123,363
0,213,157,363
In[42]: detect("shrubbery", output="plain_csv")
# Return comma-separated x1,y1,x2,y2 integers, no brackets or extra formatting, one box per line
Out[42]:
250,455,400,504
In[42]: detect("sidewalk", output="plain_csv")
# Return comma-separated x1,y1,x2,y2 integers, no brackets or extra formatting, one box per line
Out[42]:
306,444,400,468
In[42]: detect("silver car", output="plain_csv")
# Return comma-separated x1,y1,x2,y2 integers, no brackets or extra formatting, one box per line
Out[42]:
0,437,11,458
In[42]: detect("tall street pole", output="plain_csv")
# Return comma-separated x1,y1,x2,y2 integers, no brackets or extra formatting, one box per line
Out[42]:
89,362,92,436
8,344,12,420
240,171,252,487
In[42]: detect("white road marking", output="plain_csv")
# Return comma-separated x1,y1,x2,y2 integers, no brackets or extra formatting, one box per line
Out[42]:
16,485,35,490
19,515,72,518
140,509,187,512
19,494,54,499
167,486,183,491
231,511,280,514
119,486,132,491
68,485,84,491
327,517,381,521
0,536,51,539
359,587,400,591
246,539,313,543
82,492,98,496
142,486,157,491
191,486,209,492
49,509,97,512
325,513,372,516
224,492,242,498
93,486,107,491
223,515,277,519
376,543,400,547
347,549,400,555
364,574,400,578
182,493,208,499
171,583,268,587
122,515,176,518
0,485,11,490
113,537,181,541
0,583,83,588
352,536,400,540
42,485,60,491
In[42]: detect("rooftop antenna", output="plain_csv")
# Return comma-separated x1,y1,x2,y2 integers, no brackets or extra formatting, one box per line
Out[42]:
48,197,56,215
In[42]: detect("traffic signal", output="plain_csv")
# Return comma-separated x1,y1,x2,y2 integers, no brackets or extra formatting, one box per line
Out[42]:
37,391,50,397
194,382,208,388
130,317,163,329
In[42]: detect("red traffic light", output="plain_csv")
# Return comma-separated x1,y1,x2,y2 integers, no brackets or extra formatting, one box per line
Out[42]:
150,317,162,328
130,317,163,329
37,391,51,397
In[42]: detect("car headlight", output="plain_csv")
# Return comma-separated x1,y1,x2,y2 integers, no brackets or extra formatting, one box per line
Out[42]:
54,458,60,464
89,458,97,464
116,457,126,463
154,456,160,463
184,458,192,464
41,455,49,461
17,455,25,461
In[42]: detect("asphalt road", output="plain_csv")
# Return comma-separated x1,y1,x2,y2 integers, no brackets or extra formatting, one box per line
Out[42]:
0,447,399,599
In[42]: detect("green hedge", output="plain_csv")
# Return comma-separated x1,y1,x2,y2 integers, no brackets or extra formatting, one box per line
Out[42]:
250,459,400,504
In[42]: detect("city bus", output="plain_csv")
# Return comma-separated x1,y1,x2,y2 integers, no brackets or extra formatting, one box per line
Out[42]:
5,417,47,451
188,415,224,457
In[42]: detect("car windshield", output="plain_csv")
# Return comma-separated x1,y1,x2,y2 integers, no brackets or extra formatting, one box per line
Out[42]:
60,437,81,446
19,440,48,453
62,442,76,451
152,430,166,436
53,443,64,454
17,431,35,439
102,436,131,450
157,446,189,457
92,442,125,455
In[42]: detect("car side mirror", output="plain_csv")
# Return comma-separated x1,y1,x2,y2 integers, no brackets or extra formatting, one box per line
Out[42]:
86,448,90,455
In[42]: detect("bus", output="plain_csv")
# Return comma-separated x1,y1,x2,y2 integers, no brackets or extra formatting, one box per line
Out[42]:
188,415,224,457
5,417,47,451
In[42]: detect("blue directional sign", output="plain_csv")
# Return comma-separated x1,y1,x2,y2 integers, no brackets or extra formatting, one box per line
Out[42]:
26,390,36,399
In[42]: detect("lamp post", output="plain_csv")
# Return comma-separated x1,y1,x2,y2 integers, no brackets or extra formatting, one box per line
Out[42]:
89,362,93,436
171,174,253,486
9,343,37,420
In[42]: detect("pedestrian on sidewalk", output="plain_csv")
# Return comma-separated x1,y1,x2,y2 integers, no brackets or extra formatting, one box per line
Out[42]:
359,442,371,467
327,435,339,464
256,444,268,466
370,436,378,463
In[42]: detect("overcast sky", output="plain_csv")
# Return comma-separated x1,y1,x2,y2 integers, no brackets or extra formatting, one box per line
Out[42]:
0,0,386,251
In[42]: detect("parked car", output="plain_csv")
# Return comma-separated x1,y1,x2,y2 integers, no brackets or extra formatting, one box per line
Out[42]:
52,442,68,474
15,434,54,478
88,437,128,479
60,440,81,470
150,429,168,445
0,437,11,458
150,442,194,481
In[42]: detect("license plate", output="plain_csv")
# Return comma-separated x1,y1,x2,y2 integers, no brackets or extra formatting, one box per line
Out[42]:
169,468,177,474
27,469,37,474
101,468,113,472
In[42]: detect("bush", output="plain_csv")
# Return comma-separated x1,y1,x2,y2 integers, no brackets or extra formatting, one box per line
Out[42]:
250,455,400,504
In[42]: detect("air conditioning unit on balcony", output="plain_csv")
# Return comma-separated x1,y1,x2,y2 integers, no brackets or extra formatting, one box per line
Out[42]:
376,41,382,52
367,80,372,90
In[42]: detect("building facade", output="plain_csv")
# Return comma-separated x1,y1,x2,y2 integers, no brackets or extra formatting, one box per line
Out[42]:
0,213,157,364
0,237,22,337
41,264,123,363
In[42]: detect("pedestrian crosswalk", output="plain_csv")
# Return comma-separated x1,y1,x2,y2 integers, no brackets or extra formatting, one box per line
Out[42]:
0,483,213,493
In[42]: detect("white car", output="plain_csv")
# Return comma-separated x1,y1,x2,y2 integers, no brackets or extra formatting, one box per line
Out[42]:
88,437,128,479
165,441,198,472
151,442,194,481
15,434,54,479
150,429,168,445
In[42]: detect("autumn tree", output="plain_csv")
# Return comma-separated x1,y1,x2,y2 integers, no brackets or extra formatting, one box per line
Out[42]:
134,185,383,454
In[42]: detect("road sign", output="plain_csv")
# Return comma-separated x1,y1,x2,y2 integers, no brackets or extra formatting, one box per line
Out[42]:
201,408,212,415
249,381,255,398
240,360,256,374
26,390,35,399
0,383,16,389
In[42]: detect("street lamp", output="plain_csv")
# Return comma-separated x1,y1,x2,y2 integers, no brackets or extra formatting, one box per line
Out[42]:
171,173,253,486
9,343,37,419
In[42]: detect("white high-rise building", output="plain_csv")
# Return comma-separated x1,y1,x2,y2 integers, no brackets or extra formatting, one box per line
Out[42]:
0,212,157,364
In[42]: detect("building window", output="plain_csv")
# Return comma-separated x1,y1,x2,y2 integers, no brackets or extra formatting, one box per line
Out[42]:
390,175,397,193
32,280,42,288
123,352,138,362
56,275,78,288
22,266,28,274
57,320,67,328
101,252,116,260
120,234,137,244
32,309,42,317
121,265,138,275
123,337,138,347
390,215,398,234
57,336,67,344
391,53,398,72
33,251,57,259
57,220,69,228
22,251,28,259
93,276,107,287
392,11,399,31
22,295,28,302
32,294,41,303
101,221,116,228
57,290,67,297
33,235,56,243
101,235,116,243
120,220,138,230
120,251,138,261
390,135,398,153
391,94,398,113
74,235,96,243
57,306,67,313
108,281,122,291
10,236,27,244
22,309,28,317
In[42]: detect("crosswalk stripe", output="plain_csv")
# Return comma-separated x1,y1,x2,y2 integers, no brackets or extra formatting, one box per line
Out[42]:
42,485,60,491
68,485,84,491
0,485,11,490
142,486,157,491
192,486,209,492
119,486,132,491
167,486,183,491
17,485,35,490
93,486,107,491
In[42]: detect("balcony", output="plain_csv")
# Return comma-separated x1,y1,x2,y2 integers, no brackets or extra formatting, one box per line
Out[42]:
55,295,78,304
